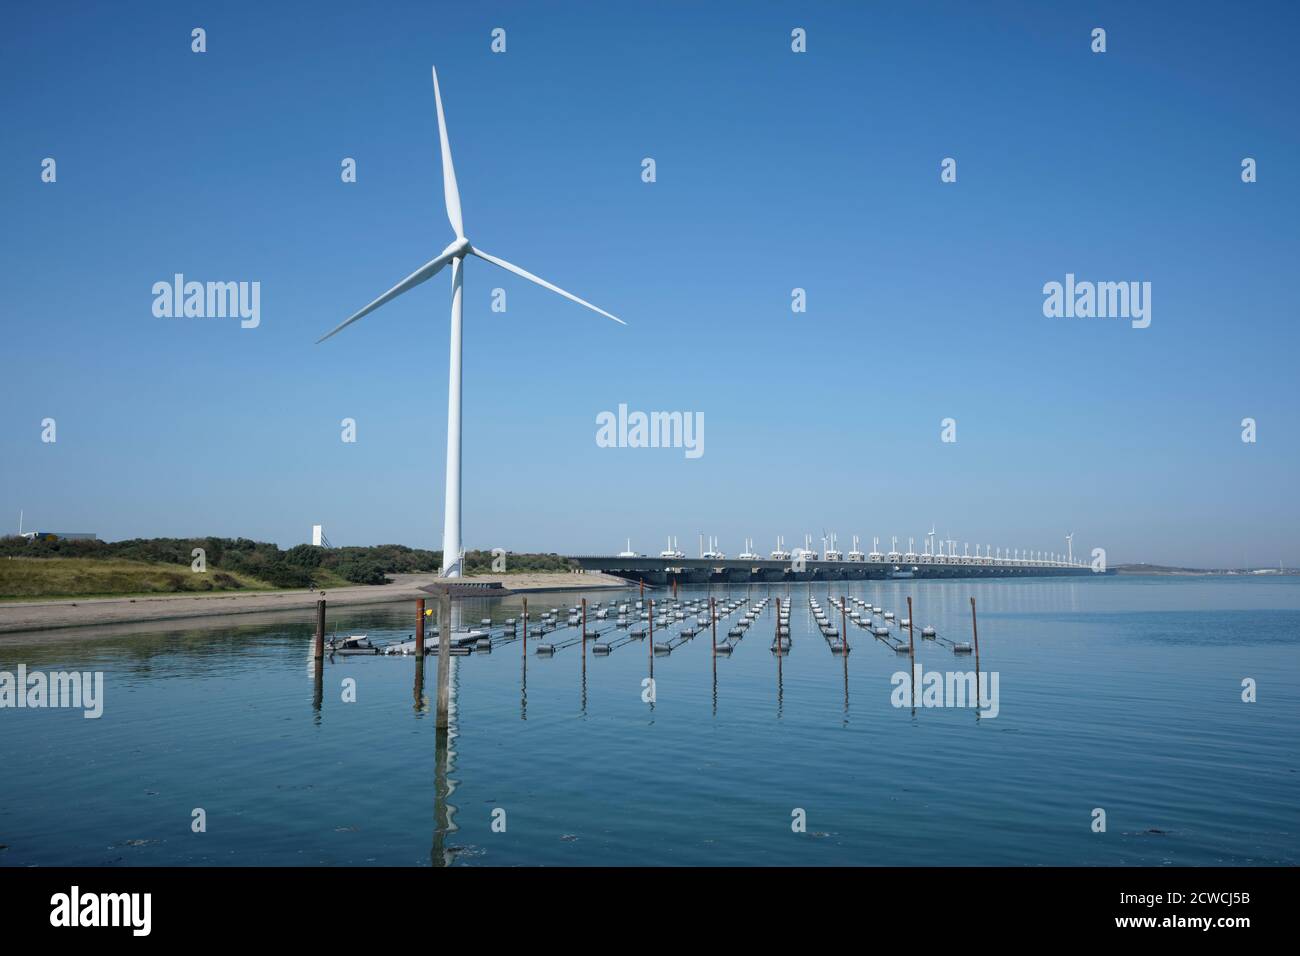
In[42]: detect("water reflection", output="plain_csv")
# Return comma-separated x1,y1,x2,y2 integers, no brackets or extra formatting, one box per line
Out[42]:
430,725,457,866
413,655,427,714
428,649,460,867
312,655,324,719
1,576,1295,867
711,640,718,717
842,642,849,726
775,645,784,718
520,645,527,721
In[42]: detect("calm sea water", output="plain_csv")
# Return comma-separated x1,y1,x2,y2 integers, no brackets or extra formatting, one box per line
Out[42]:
1,575,1296,867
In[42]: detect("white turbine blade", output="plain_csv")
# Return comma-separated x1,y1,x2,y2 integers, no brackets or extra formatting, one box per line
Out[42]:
316,251,454,344
431,66,463,238
470,247,625,325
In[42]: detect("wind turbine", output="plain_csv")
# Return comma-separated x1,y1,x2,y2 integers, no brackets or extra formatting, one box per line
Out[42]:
315,67,625,577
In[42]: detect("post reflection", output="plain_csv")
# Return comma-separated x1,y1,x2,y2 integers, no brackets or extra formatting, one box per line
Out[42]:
710,598,718,717
429,725,457,867
712,654,718,717
776,654,784,718
413,655,427,713
842,648,849,726
312,655,324,720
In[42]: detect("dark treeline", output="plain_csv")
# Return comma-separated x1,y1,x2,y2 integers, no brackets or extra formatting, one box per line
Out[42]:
460,550,574,574
0,536,574,587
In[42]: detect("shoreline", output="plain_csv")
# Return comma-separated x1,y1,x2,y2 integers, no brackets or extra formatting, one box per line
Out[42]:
0,572,632,638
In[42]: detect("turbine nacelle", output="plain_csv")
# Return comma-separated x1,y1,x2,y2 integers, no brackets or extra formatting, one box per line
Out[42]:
443,236,472,260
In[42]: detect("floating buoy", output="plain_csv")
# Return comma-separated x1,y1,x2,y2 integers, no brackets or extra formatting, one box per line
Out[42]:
592,643,612,655
653,643,672,654
953,642,973,653
922,626,936,639
475,637,492,650
714,644,733,655
874,626,890,637
536,644,556,655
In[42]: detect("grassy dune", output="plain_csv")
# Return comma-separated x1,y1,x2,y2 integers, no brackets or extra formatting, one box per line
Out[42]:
0,557,347,600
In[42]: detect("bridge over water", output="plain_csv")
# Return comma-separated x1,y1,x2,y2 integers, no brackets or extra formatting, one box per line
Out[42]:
571,555,1104,585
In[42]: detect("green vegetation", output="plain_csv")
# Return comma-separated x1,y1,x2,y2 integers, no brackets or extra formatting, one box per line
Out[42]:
0,557,278,600
0,536,431,595
0,536,576,599
461,550,574,574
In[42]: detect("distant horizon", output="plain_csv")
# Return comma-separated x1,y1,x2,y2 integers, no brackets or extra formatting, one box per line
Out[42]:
6,525,1296,574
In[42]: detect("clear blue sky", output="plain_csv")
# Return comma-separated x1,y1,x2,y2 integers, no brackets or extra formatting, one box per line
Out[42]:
2,1,1296,568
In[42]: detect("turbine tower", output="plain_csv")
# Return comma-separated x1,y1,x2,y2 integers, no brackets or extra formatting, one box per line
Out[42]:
316,67,625,577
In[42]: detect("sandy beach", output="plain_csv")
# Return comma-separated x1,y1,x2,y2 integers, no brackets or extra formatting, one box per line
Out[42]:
0,571,632,637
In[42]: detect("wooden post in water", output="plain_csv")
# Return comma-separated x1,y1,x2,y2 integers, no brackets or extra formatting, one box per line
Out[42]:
775,597,782,658
907,596,916,705
639,579,644,599
970,596,982,710
581,598,588,654
711,596,718,713
840,595,847,650
435,589,452,730
710,597,717,659
522,597,528,655
416,598,425,656
314,598,326,659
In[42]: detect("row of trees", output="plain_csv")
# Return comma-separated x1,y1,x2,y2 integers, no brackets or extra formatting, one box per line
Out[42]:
460,550,574,573
0,536,438,587
1,536,574,586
